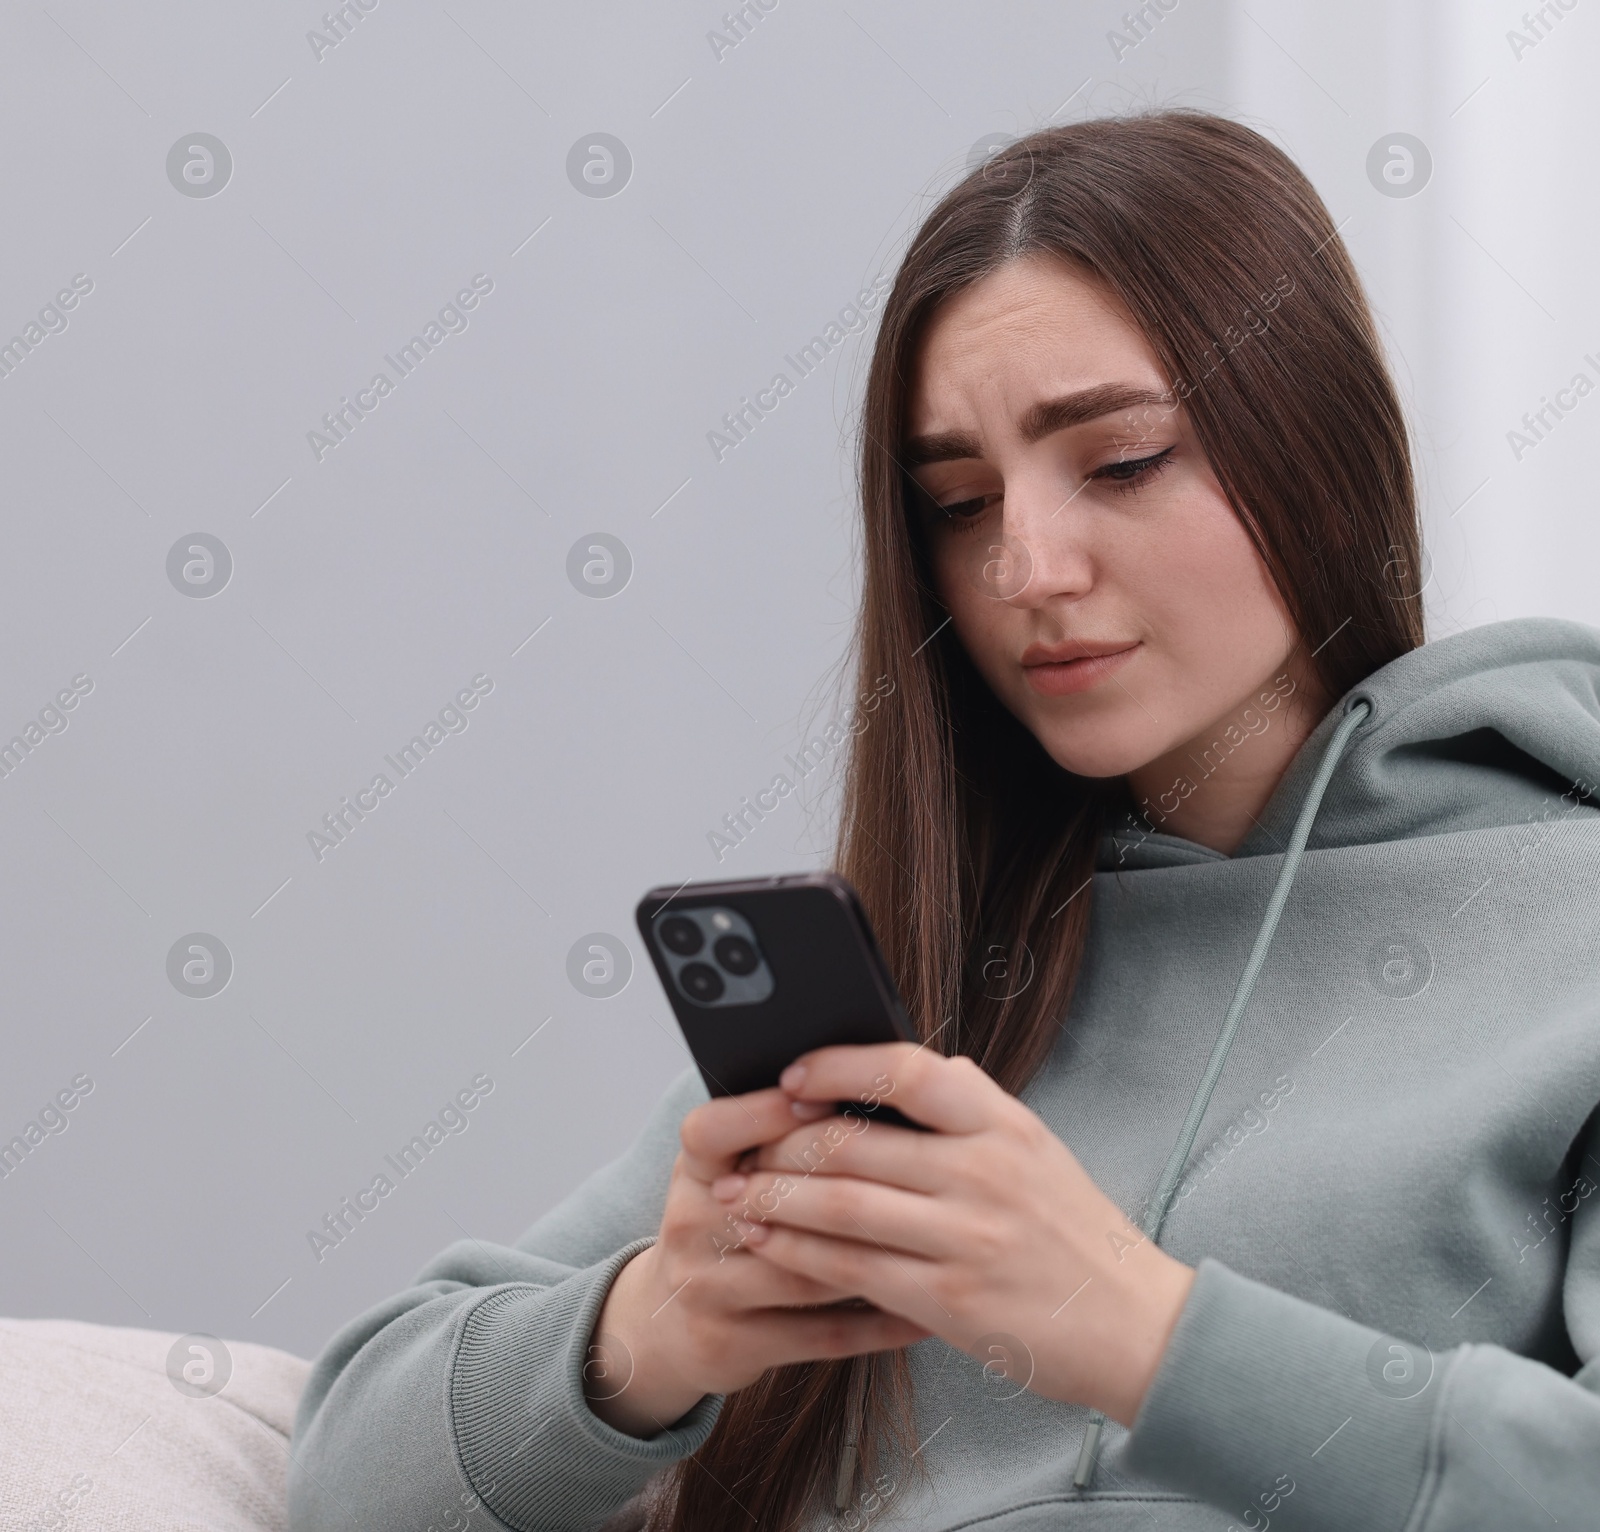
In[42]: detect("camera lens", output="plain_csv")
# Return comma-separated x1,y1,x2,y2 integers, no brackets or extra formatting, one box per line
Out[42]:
658,916,703,956
713,935,759,976
678,962,724,1003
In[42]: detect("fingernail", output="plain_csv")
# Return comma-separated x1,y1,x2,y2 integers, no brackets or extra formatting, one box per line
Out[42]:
791,1098,831,1119
711,1174,747,1201
739,1219,770,1245
779,1063,807,1091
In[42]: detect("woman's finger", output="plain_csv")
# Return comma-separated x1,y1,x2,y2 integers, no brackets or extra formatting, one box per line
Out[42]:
711,1246,863,1310
677,1088,834,1182
780,1044,1005,1136
741,1112,959,1194
731,1172,949,1259
743,1221,944,1328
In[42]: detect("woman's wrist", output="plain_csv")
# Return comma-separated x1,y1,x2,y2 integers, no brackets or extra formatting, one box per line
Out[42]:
1096,1248,1196,1428
584,1247,710,1438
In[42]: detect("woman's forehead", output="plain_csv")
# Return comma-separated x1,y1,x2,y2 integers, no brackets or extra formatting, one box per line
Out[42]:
905,262,1170,443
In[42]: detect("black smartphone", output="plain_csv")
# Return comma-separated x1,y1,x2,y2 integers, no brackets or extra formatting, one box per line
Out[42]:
635,870,926,1129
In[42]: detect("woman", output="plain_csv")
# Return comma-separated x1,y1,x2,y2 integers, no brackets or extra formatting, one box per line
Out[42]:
289,113,1600,1531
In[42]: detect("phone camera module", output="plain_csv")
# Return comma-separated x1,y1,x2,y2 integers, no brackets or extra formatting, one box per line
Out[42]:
678,961,725,1003
659,915,704,956
713,934,759,976
652,903,773,1007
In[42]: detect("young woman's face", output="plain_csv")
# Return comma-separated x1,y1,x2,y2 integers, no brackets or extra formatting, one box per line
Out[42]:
904,253,1319,783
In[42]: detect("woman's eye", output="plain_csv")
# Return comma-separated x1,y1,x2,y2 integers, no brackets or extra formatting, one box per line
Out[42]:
1090,444,1175,490
928,490,1003,527
908,480,995,527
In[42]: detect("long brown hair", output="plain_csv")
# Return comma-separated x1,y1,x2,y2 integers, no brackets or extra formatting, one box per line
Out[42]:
654,109,1423,1532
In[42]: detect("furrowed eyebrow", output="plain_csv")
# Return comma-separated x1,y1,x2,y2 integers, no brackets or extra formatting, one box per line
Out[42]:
1018,384,1174,444
901,383,1175,466
900,429,980,466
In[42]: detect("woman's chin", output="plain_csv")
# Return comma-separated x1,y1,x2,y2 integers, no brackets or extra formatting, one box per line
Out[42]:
1037,734,1165,782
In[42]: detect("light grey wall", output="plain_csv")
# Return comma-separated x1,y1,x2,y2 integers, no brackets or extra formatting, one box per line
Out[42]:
0,0,1592,1362
1220,0,1600,636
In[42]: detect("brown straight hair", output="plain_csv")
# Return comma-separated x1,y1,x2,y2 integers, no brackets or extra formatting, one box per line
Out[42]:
652,109,1423,1532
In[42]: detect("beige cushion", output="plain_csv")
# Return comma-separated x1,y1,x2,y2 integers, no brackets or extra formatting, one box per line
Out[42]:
0,1318,310,1531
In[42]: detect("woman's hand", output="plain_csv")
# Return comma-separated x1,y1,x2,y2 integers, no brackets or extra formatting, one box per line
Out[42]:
584,1084,931,1438
718,1043,1196,1428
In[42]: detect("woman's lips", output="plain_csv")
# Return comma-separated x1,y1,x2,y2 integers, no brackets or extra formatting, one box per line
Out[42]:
1021,643,1141,696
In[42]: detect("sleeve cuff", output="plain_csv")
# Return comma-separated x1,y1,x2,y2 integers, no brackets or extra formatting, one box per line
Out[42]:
1123,1257,1446,1531
450,1237,724,1532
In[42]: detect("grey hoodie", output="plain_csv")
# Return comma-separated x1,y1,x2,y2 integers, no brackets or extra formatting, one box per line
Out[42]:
289,616,1600,1531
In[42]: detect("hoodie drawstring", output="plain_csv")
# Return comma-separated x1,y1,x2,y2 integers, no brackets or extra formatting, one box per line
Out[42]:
834,1354,870,1509
1072,699,1372,1491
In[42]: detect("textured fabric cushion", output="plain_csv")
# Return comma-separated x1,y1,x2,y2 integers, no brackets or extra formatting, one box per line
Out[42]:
0,1318,310,1531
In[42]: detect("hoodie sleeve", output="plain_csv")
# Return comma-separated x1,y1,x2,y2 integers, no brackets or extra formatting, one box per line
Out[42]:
287,1067,724,1532
1124,1144,1600,1530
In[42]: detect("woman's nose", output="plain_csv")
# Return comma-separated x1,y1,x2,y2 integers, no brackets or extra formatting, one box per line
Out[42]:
989,483,1094,608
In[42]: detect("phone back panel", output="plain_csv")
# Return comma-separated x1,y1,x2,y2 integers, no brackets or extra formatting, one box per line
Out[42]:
635,872,917,1099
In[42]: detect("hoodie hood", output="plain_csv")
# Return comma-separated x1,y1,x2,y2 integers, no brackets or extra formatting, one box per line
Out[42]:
1103,616,1600,871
